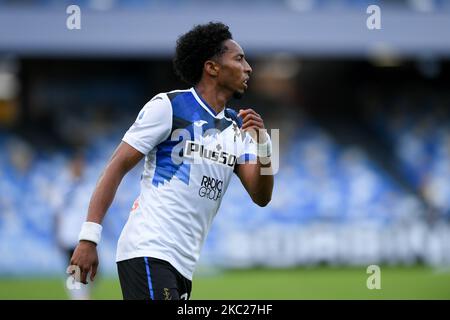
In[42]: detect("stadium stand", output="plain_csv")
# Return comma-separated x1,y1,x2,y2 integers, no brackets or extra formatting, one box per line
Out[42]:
2,81,450,274
0,0,449,277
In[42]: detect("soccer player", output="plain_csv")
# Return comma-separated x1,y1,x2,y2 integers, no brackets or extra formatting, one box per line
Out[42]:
70,22,274,300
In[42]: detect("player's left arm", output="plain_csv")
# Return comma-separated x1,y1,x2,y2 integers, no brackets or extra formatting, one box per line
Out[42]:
234,108,274,207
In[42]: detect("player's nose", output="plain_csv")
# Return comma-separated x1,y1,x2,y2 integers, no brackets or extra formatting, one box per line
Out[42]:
244,61,252,75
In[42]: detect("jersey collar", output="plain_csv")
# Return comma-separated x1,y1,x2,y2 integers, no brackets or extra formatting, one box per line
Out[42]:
190,87,225,119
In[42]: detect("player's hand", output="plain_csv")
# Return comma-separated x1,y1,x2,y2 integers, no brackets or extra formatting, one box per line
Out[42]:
69,240,99,284
237,108,267,143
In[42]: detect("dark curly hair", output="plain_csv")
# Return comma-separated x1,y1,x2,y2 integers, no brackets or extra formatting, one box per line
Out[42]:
173,22,233,86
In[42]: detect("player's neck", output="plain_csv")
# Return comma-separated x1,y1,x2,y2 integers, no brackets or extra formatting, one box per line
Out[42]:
194,84,229,114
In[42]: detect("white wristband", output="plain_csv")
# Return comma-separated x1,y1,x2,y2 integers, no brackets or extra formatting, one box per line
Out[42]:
78,221,103,245
257,133,272,158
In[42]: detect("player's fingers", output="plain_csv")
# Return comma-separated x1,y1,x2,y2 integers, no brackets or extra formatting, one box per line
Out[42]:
242,113,263,125
242,112,260,120
242,124,263,133
90,263,98,282
68,257,80,276
242,120,264,130
240,108,256,116
237,108,256,118
79,267,89,284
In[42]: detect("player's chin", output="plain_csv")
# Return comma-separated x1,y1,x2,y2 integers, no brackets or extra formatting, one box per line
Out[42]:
232,88,246,99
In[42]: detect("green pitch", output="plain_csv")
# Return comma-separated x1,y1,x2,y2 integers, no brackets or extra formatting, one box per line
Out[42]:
1,266,449,299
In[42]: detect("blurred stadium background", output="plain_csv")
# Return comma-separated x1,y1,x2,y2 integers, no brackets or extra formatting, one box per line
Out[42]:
1,0,450,299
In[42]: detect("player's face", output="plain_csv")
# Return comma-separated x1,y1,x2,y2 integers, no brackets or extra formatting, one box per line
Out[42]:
217,40,252,99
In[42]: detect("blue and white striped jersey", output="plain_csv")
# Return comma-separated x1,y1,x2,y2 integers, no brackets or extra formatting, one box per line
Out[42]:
116,87,257,280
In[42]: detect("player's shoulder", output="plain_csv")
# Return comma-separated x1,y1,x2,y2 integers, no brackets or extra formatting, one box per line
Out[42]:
224,108,243,127
140,89,187,114
136,92,174,121
160,88,193,102
145,88,191,105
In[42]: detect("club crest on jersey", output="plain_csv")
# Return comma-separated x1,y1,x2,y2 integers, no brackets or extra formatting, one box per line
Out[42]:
184,140,237,167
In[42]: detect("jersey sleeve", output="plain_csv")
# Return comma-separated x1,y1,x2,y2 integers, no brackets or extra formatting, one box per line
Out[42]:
122,95,172,155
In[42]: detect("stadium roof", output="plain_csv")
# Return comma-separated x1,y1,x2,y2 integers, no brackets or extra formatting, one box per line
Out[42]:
0,4,449,58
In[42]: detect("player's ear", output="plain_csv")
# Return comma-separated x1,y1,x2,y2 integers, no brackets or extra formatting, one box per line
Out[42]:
204,60,220,77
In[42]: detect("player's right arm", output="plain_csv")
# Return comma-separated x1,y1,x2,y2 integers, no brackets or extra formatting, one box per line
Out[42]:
70,94,172,284
70,142,144,284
